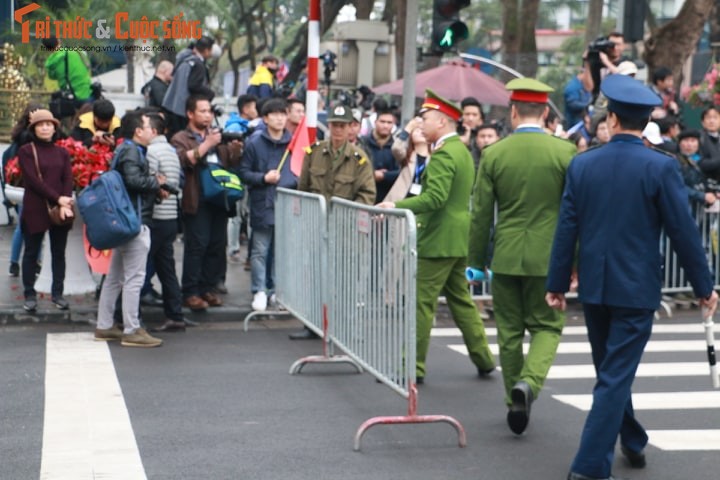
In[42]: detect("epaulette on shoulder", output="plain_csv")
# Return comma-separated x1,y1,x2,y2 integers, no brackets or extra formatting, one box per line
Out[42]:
353,150,368,165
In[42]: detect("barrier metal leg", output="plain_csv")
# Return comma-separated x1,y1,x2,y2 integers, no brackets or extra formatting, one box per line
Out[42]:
289,305,363,375
243,309,293,331
353,384,467,451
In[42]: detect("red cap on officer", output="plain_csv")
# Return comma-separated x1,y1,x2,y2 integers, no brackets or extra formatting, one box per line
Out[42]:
505,78,554,104
420,89,462,122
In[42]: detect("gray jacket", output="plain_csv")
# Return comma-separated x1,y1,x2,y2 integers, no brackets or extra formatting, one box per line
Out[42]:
162,53,214,117
146,135,182,220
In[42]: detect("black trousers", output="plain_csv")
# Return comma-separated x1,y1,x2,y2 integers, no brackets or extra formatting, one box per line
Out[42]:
182,202,228,298
22,226,68,299
150,219,184,321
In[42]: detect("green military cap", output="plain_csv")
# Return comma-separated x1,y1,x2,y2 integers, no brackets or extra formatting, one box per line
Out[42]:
505,78,554,103
328,104,353,123
420,88,462,121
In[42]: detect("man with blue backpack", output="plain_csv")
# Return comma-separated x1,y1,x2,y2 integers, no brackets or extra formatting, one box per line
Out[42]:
93,111,167,347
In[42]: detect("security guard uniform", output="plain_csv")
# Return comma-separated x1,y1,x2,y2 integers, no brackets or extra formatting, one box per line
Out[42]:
468,78,576,423
298,105,375,206
396,89,495,381
546,75,715,479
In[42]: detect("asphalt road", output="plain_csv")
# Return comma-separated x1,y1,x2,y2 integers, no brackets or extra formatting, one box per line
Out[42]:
0,311,717,480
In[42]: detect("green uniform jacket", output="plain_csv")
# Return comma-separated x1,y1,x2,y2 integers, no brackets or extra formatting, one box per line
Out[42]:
396,134,473,258
45,51,92,101
469,131,576,275
298,141,376,206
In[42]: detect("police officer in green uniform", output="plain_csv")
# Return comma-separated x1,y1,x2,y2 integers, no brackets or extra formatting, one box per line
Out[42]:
378,89,495,384
291,104,376,339
468,78,577,435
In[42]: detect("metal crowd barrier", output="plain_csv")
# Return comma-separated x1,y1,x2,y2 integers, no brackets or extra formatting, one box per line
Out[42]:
467,203,720,317
327,198,466,451
243,188,360,374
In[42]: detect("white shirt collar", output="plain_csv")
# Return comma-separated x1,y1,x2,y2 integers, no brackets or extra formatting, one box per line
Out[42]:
433,131,458,149
515,122,543,130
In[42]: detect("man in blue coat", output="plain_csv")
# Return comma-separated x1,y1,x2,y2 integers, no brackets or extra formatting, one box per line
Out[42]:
545,74,718,480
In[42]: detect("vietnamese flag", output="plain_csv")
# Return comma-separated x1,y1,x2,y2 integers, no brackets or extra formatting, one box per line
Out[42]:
289,116,311,176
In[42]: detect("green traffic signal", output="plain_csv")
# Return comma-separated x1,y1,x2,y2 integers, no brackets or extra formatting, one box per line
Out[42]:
432,0,470,53
439,22,469,48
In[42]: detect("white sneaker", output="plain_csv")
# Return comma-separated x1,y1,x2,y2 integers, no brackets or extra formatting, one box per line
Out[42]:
252,291,267,311
268,293,277,306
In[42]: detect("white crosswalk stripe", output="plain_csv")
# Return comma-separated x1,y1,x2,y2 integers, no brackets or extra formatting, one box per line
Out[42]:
436,322,720,452
41,333,147,479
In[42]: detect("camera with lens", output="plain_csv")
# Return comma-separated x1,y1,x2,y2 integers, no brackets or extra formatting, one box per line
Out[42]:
212,106,254,143
588,36,616,55
586,36,617,100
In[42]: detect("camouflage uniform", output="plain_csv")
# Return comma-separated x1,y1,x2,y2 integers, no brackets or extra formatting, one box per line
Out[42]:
298,141,376,206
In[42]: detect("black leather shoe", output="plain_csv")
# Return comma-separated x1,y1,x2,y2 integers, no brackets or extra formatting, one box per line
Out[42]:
288,327,320,340
507,380,533,435
140,292,163,307
182,317,200,327
150,320,186,333
477,366,496,378
620,445,646,468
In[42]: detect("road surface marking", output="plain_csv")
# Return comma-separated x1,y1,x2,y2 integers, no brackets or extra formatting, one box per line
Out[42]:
40,332,147,480
553,391,720,410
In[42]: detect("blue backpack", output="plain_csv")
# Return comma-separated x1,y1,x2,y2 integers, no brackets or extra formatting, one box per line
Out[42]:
77,142,142,250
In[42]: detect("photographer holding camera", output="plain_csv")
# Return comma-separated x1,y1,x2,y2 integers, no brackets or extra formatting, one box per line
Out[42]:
585,32,628,101
170,95,243,312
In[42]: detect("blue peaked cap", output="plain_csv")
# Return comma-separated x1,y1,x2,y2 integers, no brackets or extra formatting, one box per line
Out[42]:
601,74,662,119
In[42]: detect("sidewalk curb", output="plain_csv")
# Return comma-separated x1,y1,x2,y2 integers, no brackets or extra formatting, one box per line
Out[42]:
0,305,255,326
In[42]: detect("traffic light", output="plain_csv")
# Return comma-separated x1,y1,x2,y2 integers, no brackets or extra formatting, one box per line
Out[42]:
432,0,470,53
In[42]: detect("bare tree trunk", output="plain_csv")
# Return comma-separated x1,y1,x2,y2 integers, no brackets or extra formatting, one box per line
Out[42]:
125,40,135,94
501,0,521,71
585,0,604,44
502,0,540,77
518,0,540,77
644,0,715,81
394,0,405,78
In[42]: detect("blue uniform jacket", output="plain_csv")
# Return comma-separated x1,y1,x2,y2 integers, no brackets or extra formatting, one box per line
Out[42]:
546,134,713,309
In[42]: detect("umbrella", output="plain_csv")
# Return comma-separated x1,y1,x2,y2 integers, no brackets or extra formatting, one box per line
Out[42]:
372,60,510,106
702,310,719,388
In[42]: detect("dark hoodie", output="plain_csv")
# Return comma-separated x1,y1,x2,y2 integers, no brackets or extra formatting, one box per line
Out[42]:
238,128,296,228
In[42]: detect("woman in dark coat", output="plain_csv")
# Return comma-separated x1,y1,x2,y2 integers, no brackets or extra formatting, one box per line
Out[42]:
17,109,74,312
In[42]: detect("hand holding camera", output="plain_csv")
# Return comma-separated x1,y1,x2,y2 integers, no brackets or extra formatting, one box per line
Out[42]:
205,128,222,148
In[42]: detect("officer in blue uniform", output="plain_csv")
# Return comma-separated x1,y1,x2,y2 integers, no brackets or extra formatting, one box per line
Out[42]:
545,74,718,480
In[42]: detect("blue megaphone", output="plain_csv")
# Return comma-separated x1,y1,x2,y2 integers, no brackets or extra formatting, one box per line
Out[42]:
465,267,493,282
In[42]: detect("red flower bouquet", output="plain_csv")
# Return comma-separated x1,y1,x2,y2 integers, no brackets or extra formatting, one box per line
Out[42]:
4,156,23,187
3,139,114,190
55,138,114,189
